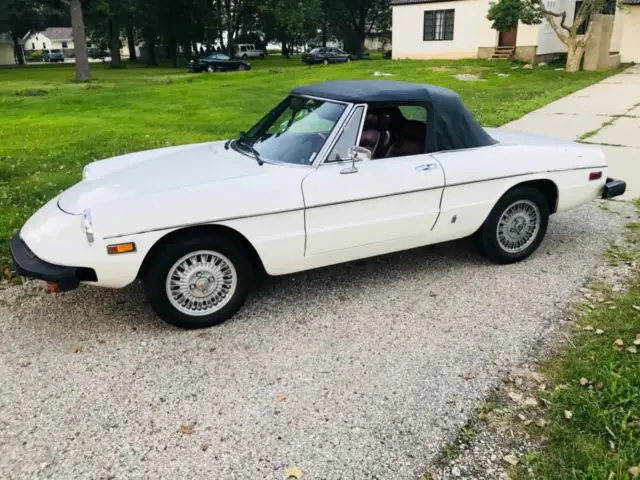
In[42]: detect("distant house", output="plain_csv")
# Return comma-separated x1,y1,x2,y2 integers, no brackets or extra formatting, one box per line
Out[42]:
24,27,74,53
391,0,638,64
0,33,14,64
23,27,140,59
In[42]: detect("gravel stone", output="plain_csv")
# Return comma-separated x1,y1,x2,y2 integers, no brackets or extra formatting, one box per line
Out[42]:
0,201,633,479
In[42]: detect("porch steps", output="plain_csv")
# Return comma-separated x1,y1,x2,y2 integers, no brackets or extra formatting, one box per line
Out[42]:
491,46,515,60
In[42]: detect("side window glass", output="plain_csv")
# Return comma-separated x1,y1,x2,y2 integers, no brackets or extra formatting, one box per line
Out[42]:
385,105,429,158
326,107,365,162
399,106,427,122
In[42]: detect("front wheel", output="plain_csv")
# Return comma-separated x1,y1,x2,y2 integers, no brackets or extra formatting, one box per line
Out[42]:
477,186,549,264
143,234,253,329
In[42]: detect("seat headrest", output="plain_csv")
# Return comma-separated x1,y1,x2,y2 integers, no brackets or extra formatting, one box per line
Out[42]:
364,113,379,129
378,114,391,130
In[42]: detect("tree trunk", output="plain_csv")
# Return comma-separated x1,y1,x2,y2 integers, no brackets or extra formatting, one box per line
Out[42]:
566,41,585,73
321,23,327,49
12,36,24,65
354,21,366,56
127,27,137,61
143,27,157,66
70,0,91,82
182,41,192,61
109,18,121,67
169,38,177,68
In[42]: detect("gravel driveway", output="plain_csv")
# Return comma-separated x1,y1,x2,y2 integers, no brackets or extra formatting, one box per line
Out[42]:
0,201,633,480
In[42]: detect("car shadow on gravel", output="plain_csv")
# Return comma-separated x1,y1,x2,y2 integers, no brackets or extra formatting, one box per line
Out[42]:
4,236,484,336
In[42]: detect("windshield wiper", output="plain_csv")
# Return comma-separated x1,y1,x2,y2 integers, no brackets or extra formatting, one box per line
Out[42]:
236,138,264,166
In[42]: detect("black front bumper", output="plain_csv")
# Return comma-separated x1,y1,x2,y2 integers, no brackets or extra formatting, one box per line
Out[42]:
10,233,80,291
602,177,627,199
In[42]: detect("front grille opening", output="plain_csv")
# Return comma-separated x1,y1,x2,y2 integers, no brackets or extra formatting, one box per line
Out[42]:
77,267,98,282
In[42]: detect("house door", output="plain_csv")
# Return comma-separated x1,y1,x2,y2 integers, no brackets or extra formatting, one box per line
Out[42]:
499,23,518,47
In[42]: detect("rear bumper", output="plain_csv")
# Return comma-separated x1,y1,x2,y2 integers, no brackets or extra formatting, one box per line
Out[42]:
602,177,626,199
11,233,80,291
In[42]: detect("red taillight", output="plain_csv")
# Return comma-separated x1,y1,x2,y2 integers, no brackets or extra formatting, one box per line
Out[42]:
589,171,602,181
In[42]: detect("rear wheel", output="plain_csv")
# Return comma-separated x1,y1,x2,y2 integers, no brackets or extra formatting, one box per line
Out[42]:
143,234,253,329
323,58,329,65
477,186,549,264
242,54,248,60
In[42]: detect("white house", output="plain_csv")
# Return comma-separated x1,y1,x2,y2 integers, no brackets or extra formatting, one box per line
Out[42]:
0,33,14,64
391,0,638,64
23,27,74,52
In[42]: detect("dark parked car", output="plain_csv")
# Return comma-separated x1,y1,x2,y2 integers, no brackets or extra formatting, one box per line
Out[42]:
43,49,64,62
188,53,251,73
302,47,352,65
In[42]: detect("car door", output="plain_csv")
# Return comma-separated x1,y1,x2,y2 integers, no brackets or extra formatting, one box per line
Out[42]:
302,105,445,256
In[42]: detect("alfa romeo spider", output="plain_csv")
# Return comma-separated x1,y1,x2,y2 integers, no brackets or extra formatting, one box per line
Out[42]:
11,80,626,329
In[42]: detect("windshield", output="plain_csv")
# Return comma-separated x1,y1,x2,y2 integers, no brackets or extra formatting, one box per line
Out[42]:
235,96,346,165
310,47,324,54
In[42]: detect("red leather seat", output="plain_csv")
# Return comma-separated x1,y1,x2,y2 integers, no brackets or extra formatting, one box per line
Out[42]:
385,120,426,158
360,113,392,159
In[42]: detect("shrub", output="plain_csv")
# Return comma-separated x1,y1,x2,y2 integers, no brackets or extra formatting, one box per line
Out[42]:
27,51,43,62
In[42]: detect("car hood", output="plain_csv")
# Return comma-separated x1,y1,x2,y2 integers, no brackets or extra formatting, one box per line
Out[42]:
58,141,268,214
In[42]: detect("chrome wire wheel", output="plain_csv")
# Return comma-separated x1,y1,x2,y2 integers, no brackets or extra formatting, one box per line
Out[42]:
496,199,541,254
165,250,237,316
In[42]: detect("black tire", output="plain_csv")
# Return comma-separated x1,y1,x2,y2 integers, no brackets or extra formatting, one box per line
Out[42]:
477,186,549,264
260,54,265,59
206,65,215,73
143,233,254,329
242,54,248,60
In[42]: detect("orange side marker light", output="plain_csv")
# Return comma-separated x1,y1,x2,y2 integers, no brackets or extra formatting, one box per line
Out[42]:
107,242,136,255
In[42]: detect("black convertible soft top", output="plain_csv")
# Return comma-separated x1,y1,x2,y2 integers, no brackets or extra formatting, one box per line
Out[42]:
292,80,497,152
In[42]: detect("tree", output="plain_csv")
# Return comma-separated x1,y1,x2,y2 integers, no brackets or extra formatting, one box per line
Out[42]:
0,0,48,64
323,0,390,55
261,0,320,56
487,0,608,72
70,0,90,80
214,0,258,54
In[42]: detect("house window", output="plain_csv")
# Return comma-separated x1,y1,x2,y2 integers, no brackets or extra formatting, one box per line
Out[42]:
544,0,557,33
575,0,616,35
424,10,454,41
43,42,46,49
62,41,68,48
87,41,92,48
31,42,35,50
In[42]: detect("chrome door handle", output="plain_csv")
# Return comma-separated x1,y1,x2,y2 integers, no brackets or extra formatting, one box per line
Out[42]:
415,163,438,172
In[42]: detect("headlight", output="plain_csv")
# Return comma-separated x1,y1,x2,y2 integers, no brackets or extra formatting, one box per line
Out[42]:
82,164,91,180
82,209,94,243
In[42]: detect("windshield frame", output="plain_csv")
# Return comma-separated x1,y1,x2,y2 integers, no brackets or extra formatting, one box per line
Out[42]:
231,94,353,168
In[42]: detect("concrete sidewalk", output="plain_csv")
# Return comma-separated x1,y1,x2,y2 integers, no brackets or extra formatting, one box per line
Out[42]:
505,65,640,200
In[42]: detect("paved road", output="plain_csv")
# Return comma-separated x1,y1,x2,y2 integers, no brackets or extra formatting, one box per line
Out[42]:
506,64,640,199
0,202,633,480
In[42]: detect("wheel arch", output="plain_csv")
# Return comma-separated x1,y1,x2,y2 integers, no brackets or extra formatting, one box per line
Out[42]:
137,224,266,279
511,178,559,214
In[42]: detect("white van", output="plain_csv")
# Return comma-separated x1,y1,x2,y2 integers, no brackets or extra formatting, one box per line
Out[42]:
233,44,265,60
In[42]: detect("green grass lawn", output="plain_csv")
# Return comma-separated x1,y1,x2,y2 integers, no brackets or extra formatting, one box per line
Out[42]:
0,56,621,269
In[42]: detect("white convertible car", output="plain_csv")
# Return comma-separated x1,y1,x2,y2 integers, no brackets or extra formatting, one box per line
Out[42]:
12,80,626,329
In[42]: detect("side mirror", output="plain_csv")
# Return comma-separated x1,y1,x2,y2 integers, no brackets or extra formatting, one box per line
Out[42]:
340,146,372,175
